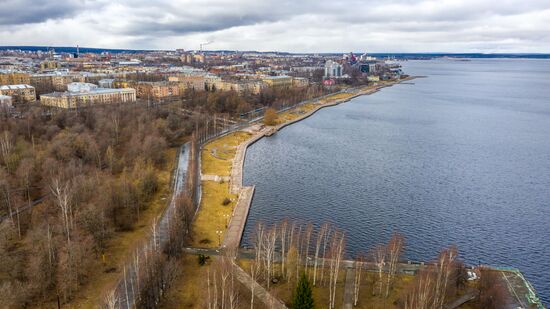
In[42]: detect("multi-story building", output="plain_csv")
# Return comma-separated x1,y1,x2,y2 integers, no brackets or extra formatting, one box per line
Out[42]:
40,82,136,109
211,80,266,94
262,76,293,88
30,73,86,95
168,74,208,90
0,84,36,104
324,60,343,78
135,81,183,99
0,95,12,108
0,72,31,85
40,60,61,71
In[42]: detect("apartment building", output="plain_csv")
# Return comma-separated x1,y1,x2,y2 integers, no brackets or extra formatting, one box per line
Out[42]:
40,82,136,109
0,84,36,104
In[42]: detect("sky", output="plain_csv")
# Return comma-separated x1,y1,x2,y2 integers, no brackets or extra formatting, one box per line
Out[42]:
1,0,549,53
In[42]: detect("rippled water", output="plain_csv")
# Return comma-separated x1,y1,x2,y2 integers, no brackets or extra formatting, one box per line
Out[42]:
242,59,550,304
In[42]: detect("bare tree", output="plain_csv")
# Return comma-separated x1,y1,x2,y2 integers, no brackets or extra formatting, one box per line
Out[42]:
385,233,404,298
279,219,288,278
433,246,458,308
404,268,434,309
372,245,386,296
353,253,364,307
312,223,327,286
328,231,345,309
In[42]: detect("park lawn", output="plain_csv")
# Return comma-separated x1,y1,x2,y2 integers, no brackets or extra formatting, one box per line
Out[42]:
190,181,237,248
50,147,179,309
201,131,251,176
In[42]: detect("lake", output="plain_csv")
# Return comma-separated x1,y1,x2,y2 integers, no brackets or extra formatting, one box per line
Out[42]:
242,59,550,304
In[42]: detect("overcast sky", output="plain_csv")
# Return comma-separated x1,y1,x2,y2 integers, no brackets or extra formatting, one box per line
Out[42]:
1,0,549,53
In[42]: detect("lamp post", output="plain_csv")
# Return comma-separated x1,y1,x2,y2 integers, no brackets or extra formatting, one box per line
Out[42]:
224,214,230,228
216,230,223,247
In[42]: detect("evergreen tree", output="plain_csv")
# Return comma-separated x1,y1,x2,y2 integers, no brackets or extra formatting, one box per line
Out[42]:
293,273,314,309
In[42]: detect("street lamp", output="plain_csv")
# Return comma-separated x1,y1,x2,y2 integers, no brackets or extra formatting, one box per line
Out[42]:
216,230,223,247
224,214,230,228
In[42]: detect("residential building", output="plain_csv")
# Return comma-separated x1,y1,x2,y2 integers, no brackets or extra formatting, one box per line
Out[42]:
40,60,60,71
0,84,36,104
98,78,115,88
0,95,12,108
135,81,183,99
30,73,86,95
324,60,343,78
40,82,136,109
0,72,31,85
262,75,293,88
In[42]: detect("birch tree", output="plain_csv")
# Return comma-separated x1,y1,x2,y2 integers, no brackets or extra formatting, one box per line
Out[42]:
385,233,404,298
353,253,364,307
372,245,386,296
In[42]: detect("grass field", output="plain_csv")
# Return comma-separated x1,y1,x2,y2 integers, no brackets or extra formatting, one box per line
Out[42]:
190,181,237,248
201,131,252,176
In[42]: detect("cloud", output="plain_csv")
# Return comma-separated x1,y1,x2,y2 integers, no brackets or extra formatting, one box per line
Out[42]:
0,0,549,53
0,0,92,25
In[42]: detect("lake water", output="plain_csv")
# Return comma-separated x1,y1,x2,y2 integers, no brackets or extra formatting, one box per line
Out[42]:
242,59,550,304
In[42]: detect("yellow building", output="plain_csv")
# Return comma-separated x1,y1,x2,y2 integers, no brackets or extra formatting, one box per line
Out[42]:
168,75,207,90
136,82,182,99
262,76,293,88
0,84,36,104
40,61,60,71
0,72,31,85
40,83,136,109
211,80,265,94
30,73,86,95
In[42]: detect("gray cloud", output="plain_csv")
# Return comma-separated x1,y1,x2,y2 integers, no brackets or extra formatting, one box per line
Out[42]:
0,0,549,53
0,0,90,25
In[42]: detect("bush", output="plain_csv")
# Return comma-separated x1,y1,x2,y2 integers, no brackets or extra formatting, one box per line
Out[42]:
222,197,231,206
263,108,278,126
197,254,210,266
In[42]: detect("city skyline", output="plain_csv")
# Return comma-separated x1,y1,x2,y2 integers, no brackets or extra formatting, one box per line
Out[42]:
1,0,550,53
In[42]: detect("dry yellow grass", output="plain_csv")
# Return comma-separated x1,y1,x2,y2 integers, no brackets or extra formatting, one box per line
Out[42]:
190,181,237,248
318,92,355,104
201,131,252,176
49,147,179,309
276,103,318,124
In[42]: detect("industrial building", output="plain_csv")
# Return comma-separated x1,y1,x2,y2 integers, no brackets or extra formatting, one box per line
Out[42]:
40,82,136,109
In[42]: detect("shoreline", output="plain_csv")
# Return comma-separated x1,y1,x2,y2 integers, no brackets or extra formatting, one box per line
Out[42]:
219,77,416,250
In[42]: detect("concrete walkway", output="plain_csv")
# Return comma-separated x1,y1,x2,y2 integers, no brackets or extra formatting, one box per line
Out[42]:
222,186,255,249
343,266,355,309
232,263,288,309
200,174,231,182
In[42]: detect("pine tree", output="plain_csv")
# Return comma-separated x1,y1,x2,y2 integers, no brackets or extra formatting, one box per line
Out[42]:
293,272,314,309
